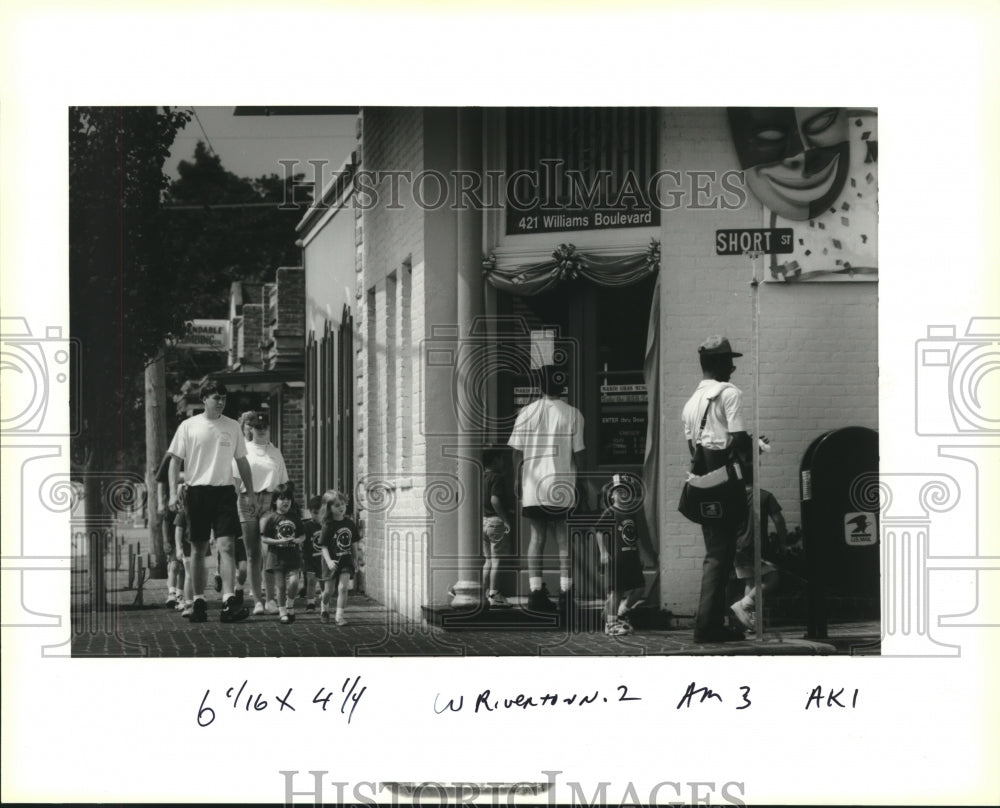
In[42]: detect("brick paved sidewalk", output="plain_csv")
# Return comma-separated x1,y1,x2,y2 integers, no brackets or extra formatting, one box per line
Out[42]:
71,566,880,658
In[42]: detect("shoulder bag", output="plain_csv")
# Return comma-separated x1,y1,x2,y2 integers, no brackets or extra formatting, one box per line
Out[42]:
678,394,749,526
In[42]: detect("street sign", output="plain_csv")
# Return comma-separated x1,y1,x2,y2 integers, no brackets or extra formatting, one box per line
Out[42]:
715,228,794,256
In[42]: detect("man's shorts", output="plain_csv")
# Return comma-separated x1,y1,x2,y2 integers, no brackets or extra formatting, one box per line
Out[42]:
522,505,572,521
185,485,240,544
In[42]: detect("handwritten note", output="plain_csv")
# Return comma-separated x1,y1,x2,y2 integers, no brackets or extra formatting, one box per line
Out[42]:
196,676,367,727
674,681,860,710
434,684,641,715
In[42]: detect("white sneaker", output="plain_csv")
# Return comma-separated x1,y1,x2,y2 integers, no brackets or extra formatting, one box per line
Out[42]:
265,599,279,615
486,591,510,608
253,600,265,616
730,600,754,631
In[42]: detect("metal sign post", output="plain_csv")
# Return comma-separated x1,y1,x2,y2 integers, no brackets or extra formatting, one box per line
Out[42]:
716,229,783,641
746,249,763,641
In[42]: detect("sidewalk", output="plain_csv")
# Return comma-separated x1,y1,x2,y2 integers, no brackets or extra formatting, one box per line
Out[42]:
71,559,880,658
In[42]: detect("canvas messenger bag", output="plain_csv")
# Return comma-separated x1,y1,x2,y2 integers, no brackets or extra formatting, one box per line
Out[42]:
678,393,749,526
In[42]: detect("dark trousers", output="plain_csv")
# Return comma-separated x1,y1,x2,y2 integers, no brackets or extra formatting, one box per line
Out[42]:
695,521,738,638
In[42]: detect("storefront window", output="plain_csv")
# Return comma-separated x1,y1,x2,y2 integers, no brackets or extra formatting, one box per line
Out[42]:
595,275,655,466
498,273,655,469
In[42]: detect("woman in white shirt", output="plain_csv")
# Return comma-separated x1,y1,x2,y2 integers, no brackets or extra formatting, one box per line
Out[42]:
234,410,290,615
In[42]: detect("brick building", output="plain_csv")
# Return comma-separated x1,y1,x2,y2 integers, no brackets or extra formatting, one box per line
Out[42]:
206,269,307,495
337,107,878,622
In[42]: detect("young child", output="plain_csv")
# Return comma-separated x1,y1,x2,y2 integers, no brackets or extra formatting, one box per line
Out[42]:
260,482,305,624
300,495,324,611
596,473,647,636
730,486,788,633
317,489,364,626
481,446,512,608
155,454,183,609
172,477,196,618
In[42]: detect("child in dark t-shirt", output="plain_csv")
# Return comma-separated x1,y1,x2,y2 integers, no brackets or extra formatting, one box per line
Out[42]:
596,473,648,636
300,495,323,611
317,489,365,626
260,483,304,624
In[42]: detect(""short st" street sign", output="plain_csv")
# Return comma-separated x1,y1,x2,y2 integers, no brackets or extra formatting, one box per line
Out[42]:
715,228,794,256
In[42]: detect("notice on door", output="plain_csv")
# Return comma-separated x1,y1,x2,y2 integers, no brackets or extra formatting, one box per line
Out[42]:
599,412,647,466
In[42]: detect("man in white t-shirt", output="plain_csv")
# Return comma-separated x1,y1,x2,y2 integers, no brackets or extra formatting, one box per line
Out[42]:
167,381,258,624
681,335,752,643
508,365,585,613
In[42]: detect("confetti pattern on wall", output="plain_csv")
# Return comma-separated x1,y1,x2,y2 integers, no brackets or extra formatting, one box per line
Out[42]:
768,109,878,282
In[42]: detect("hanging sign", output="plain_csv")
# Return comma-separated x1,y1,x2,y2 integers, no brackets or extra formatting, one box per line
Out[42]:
177,319,230,352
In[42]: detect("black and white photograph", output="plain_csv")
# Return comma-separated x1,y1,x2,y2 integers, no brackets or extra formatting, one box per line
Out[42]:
64,105,881,658
2,3,998,806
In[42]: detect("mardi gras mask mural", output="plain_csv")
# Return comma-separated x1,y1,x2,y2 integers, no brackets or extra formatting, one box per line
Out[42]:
728,107,850,222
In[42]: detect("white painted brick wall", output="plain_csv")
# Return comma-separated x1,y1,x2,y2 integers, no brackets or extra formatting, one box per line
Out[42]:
657,108,878,617
358,113,431,620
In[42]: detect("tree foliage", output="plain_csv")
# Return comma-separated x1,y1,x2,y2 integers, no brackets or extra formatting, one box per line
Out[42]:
69,106,192,471
69,108,306,473
159,140,303,320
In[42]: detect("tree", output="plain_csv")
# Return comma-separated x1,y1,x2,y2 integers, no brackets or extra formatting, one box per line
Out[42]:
70,112,306,600
69,106,191,607
158,140,303,317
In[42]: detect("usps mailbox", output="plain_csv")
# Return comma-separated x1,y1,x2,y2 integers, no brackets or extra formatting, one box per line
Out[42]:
799,426,879,639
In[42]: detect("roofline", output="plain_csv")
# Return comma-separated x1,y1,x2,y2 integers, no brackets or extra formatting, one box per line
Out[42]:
295,155,357,237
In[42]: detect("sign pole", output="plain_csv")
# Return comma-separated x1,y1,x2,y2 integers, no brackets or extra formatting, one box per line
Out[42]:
747,249,763,642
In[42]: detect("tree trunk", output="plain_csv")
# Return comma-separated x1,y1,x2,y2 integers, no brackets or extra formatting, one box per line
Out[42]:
145,351,168,579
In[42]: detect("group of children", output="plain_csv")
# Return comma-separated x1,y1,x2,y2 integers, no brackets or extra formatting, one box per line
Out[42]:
165,484,364,626
164,442,785,637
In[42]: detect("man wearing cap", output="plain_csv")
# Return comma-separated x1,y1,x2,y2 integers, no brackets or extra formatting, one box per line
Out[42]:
167,381,257,623
682,336,753,643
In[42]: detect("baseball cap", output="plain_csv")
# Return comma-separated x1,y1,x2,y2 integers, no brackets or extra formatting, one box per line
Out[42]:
698,335,743,357
250,411,270,429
